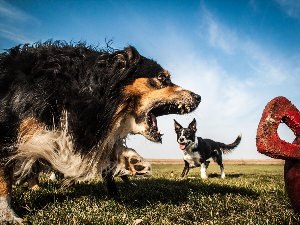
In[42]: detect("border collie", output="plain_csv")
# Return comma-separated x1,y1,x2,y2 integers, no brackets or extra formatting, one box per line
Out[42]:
0,41,201,223
174,118,241,179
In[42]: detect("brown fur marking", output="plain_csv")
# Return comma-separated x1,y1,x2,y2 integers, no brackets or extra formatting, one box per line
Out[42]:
124,77,194,114
18,117,45,142
0,167,12,196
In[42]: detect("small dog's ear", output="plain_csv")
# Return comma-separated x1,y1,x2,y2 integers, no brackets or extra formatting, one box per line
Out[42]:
174,119,182,132
188,118,197,132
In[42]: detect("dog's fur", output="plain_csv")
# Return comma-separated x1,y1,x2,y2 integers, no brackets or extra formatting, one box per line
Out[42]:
0,41,201,223
174,119,241,179
22,145,151,198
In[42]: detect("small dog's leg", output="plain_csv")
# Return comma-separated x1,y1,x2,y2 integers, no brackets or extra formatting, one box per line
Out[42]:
215,155,225,178
220,164,225,179
200,162,208,179
205,161,210,169
181,166,190,177
185,166,190,177
0,164,23,224
181,160,189,177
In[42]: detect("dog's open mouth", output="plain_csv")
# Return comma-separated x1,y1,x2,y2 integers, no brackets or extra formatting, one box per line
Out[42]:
179,143,187,150
146,102,198,143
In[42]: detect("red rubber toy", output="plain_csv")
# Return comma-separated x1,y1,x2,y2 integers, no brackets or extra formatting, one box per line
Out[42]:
256,96,300,214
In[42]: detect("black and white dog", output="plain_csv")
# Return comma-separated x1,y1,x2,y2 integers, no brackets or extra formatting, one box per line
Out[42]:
174,119,241,179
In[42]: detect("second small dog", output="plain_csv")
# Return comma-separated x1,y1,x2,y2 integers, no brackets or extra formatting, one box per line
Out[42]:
174,119,241,179
19,145,151,198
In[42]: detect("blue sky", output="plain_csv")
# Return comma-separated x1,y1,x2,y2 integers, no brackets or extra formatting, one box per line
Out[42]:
1,0,300,159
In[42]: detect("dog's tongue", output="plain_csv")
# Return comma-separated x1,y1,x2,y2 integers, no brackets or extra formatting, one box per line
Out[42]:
179,144,186,150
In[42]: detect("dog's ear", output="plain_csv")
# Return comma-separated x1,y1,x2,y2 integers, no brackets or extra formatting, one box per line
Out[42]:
111,46,141,73
174,119,182,132
188,118,197,132
124,46,141,66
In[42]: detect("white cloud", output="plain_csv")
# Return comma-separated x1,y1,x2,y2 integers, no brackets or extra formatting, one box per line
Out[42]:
128,43,262,159
127,3,299,160
198,7,292,86
242,41,289,83
199,4,238,54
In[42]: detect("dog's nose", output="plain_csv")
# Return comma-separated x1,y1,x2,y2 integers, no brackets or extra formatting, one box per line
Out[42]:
192,93,201,102
179,137,184,142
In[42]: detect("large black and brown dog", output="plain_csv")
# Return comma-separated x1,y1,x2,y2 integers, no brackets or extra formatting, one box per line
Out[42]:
174,119,241,179
0,41,201,223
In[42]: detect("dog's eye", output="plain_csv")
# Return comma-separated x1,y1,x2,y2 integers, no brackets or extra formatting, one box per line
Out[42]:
130,158,139,164
158,74,171,87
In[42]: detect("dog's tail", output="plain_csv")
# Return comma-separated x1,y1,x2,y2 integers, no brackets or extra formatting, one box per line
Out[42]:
220,134,242,154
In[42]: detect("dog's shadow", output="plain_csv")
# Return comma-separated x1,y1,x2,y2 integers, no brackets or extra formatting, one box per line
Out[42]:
117,177,258,207
13,176,258,217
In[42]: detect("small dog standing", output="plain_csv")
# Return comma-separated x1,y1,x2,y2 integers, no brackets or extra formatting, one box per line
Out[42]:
174,119,241,179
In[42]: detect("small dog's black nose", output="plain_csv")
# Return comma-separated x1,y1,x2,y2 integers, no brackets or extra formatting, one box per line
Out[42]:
179,137,184,142
192,93,201,102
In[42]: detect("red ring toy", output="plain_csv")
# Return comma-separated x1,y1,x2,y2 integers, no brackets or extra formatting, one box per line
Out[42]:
256,96,300,214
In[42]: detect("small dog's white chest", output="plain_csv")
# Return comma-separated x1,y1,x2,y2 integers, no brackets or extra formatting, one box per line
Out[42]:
182,151,201,168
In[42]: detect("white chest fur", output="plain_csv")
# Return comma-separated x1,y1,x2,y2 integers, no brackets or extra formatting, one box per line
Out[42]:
181,138,202,168
182,151,201,168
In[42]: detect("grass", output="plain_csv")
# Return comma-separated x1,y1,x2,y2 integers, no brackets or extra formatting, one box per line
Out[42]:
12,164,300,225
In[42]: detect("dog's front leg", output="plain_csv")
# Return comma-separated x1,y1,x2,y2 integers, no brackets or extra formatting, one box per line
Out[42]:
200,162,208,179
102,171,120,199
0,163,23,224
181,160,190,177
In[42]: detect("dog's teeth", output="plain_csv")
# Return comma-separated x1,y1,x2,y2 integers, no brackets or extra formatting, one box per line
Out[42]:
178,104,182,109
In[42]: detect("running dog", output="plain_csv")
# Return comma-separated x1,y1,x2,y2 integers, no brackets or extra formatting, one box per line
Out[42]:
174,119,241,179
0,41,201,223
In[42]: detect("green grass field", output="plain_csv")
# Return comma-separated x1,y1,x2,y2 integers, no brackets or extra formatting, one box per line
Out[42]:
12,164,300,225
